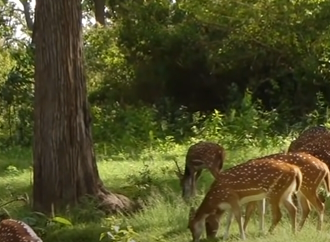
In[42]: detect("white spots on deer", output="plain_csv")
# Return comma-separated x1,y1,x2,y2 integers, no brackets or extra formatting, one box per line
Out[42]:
287,127,330,171
242,151,330,233
187,126,330,242
0,219,43,242
188,157,301,242
288,126,329,152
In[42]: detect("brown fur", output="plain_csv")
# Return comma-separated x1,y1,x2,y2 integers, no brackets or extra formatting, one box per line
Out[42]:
288,126,329,152
0,219,43,242
174,141,225,201
242,152,330,233
188,158,301,242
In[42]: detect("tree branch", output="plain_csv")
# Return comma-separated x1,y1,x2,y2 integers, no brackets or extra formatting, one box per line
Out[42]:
19,0,34,32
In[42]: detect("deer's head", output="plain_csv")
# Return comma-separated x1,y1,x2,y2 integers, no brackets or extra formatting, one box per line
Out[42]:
174,159,194,201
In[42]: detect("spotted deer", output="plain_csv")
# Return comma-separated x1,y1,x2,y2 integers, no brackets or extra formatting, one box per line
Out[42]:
289,132,330,205
187,158,302,242
224,152,330,237
0,219,43,242
290,132,330,168
174,141,225,201
288,126,329,152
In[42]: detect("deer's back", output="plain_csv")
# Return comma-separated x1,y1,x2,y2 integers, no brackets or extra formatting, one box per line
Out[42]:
259,152,327,174
289,126,329,152
291,133,330,167
207,158,298,195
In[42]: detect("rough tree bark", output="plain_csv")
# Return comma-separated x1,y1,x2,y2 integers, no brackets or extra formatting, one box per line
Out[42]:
33,0,136,214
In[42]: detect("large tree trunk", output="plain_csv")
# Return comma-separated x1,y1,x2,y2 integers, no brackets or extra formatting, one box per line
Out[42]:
33,0,136,215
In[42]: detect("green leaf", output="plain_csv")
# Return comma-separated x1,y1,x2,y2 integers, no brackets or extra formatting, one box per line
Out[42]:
99,232,106,241
51,217,73,226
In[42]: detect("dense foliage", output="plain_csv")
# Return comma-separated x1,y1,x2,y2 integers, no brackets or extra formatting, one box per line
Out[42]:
2,1,330,241
1,0,330,153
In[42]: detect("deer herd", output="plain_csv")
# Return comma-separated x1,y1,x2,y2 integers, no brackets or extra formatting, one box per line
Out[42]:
174,125,330,241
1,125,330,241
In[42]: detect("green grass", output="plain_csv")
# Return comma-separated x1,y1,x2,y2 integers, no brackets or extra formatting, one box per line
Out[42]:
1,141,330,242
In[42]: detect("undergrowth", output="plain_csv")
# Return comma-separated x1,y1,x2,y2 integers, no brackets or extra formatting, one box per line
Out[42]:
0,96,330,241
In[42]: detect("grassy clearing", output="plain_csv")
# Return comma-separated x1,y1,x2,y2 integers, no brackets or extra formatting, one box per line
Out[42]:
1,141,330,242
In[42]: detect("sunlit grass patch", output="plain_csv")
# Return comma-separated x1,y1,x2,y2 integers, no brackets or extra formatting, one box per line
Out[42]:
1,138,330,242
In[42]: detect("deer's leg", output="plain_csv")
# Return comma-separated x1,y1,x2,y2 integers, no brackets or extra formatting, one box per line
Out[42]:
318,191,326,203
243,201,256,232
191,219,204,242
223,210,234,240
301,190,325,230
243,200,265,234
268,198,282,234
259,198,266,233
282,195,297,234
296,191,311,231
231,200,246,240
258,199,266,233
205,209,223,239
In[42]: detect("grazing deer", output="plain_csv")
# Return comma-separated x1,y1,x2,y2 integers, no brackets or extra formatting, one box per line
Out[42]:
225,152,330,237
290,132,330,169
0,219,43,242
288,126,329,152
187,158,302,242
174,141,225,201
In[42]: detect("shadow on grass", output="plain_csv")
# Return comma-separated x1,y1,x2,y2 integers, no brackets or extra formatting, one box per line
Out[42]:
44,224,108,242
109,170,216,201
0,182,107,225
